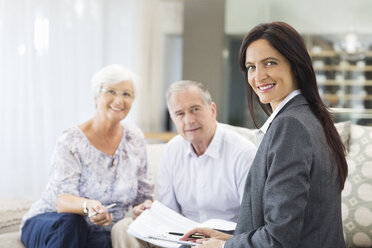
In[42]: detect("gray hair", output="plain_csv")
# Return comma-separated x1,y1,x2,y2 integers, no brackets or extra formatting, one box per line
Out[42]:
166,80,213,111
91,64,140,98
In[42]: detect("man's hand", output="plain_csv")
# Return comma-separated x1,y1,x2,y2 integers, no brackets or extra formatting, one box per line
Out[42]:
132,200,153,219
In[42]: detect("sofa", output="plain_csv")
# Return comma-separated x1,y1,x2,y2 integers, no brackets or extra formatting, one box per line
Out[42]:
0,122,371,248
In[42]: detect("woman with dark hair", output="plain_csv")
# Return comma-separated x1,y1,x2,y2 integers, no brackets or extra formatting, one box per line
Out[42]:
181,22,347,248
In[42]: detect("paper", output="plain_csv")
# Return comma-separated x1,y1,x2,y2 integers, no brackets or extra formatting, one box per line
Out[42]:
127,200,236,248
198,218,236,231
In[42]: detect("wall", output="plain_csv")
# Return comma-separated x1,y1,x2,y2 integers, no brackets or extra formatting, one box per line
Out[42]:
225,0,372,35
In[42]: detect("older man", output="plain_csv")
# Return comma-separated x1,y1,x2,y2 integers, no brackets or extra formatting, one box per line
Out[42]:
111,80,256,248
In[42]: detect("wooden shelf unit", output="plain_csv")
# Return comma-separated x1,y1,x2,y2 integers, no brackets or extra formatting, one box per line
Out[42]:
310,46,372,124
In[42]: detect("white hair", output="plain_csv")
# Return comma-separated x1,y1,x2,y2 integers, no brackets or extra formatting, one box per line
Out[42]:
91,64,140,98
166,80,213,111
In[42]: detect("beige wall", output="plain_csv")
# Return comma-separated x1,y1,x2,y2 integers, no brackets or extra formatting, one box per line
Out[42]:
182,0,226,121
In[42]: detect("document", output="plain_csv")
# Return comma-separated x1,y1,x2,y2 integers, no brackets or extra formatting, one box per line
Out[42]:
127,200,236,248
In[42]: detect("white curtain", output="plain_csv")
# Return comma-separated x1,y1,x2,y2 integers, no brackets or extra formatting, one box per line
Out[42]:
0,0,138,200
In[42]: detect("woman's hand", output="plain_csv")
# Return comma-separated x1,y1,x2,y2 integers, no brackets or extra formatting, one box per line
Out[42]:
180,227,232,242
55,195,113,226
87,200,113,226
193,238,226,248
179,227,231,247
132,199,152,219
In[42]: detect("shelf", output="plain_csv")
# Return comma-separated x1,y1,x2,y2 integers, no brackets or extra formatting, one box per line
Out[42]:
309,39,372,124
318,80,372,86
145,132,177,143
310,50,372,58
314,65,372,71
331,108,372,119
309,50,338,57
322,94,372,101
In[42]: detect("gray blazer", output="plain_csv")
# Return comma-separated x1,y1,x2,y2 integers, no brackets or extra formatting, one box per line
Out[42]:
225,95,345,248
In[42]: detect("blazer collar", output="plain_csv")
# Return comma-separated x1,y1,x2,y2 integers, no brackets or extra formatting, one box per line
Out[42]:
276,94,309,117
255,94,308,145
260,90,302,134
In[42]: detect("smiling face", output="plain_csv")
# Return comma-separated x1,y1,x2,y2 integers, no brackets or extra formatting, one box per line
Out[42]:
95,80,134,123
169,86,217,150
245,39,298,110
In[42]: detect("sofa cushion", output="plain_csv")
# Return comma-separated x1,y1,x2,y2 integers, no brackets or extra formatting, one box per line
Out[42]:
335,121,351,153
342,124,372,247
0,198,32,235
220,121,351,150
218,123,258,146
0,232,24,248
335,121,351,154
146,143,165,199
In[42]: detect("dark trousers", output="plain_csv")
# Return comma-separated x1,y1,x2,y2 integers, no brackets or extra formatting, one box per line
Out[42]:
21,212,112,248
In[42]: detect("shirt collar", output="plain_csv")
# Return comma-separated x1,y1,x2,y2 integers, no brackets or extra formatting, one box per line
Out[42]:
260,89,302,134
186,122,221,159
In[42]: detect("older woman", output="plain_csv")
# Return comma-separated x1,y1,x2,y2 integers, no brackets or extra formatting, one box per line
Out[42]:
181,22,347,248
21,64,154,248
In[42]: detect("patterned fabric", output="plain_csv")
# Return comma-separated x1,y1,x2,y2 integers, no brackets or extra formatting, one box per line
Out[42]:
21,124,154,229
342,124,372,248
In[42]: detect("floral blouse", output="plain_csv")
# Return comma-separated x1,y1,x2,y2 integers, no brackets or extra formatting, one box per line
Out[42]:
21,124,154,229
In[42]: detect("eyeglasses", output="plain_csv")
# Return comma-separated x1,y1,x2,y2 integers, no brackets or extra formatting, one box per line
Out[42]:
100,87,133,99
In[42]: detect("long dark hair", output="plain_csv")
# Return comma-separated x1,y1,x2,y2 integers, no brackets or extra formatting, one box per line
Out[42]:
238,22,347,191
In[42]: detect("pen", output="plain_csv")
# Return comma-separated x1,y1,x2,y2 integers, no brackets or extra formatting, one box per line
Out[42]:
168,232,205,239
88,203,116,217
